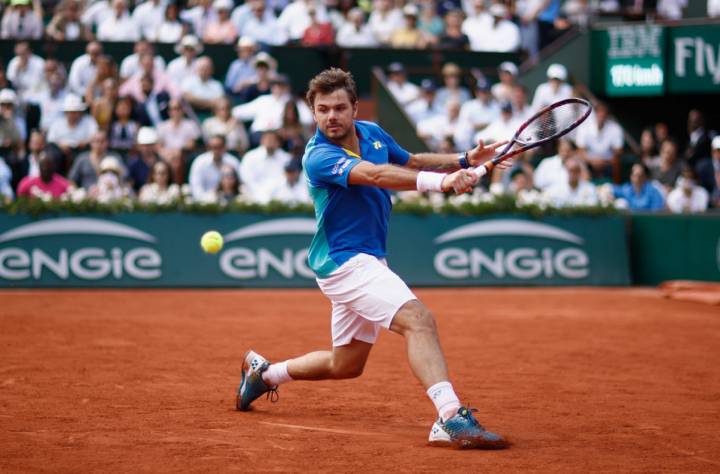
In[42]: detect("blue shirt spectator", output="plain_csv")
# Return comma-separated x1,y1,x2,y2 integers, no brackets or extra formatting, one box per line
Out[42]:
613,163,665,211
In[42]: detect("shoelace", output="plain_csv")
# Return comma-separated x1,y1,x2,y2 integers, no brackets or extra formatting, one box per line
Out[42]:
266,386,279,403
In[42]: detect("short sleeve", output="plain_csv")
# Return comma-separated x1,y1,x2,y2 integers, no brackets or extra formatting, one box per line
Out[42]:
376,126,410,165
304,145,361,188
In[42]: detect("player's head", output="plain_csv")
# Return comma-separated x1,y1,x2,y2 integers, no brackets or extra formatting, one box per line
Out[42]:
307,68,358,141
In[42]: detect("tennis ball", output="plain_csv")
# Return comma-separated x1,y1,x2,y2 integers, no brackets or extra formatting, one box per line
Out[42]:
200,231,224,254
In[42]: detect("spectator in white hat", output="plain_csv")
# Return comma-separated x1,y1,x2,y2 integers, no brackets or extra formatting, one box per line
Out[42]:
128,126,162,191
97,0,139,42
89,156,133,202
0,89,23,159
1,0,43,40
166,35,203,82
132,0,167,41
180,57,225,112
225,37,259,95
0,88,26,143
531,63,572,112
336,7,377,48
204,0,238,44
491,61,519,104
46,94,99,161
152,2,186,43
234,52,277,103
390,3,424,48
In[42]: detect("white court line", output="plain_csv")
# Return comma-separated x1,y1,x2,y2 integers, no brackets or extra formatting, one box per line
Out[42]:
259,421,381,437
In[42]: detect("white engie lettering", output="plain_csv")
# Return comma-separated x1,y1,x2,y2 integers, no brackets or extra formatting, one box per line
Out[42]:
220,248,257,279
32,249,69,279
220,247,314,280
554,248,589,279
0,248,30,280
434,247,590,280
434,248,469,279
70,248,111,280
124,248,161,279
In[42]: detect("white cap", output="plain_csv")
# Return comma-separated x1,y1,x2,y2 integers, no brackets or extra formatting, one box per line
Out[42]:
489,3,507,17
137,126,158,145
712,135,720,150
237,36,256,48
175,35,203,54
547,63,568,81
0,88,17,105
213,0,233,10
99,156,123,174
498,61,518,76
62,94,86,112
402,4,419,16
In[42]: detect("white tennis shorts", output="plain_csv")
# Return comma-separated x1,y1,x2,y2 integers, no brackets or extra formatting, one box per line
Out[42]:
316,253,417,347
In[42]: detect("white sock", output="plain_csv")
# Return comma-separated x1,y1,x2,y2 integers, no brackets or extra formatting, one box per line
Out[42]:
262,361,293,386
427,381,461,422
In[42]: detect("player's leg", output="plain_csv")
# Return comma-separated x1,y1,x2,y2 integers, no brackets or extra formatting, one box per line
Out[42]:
284,338,373,380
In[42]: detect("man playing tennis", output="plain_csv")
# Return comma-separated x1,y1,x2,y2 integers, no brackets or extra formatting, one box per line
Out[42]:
237,68,509,449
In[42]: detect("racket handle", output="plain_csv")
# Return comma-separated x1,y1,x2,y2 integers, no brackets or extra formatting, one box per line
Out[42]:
472,160,497,178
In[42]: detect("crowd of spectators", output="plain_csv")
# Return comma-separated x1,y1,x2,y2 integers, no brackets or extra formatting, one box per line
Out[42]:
391,61,719,213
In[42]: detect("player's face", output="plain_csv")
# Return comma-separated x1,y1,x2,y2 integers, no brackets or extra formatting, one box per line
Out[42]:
312,89,357,141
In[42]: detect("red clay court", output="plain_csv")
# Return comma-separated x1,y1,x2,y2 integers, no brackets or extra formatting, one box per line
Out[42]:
1,288,719,472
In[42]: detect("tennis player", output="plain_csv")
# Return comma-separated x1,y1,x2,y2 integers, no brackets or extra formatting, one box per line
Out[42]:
237,68,509,449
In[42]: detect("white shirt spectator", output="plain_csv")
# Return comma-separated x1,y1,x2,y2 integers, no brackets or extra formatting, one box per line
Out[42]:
406,97,440,124
189,151,242,201
132,0,167,39
139,182,181,204
657,0,687,19
473,114,521,145
710,0,720,17
81,0,112,31
157,119,201,151
1,6,43,39
531,81,573,112
181,4,217,37
97,13,139,41
6,54,44,96
461,11,491,45
154,16,184,43
232,95,312,133
533,154,568,191
0,157,13,201
36,88,67,131
47,115,99,148
68,54,97,96
277,0,329,41
120,54,166,80
666,180,709,213
241,12,287,45
467,18,520,52
545,180,598,207
336,21,378,48
417,113,462,150
166,57,199,82
240,145,291,202
180,75,224,102
368,8,403,44
575,117,623,161
269,174,311,204
387,81,420,107
455,97,500,147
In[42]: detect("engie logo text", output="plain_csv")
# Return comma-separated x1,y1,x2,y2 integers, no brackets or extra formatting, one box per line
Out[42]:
433,219,589,281
0,218,162,281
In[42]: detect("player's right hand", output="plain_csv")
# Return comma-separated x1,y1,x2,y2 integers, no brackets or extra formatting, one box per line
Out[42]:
441,169,478,195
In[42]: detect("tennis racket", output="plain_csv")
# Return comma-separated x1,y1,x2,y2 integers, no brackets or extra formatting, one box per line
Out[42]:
473,98,593,177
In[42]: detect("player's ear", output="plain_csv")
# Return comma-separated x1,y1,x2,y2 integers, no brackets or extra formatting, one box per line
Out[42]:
352,100,358,118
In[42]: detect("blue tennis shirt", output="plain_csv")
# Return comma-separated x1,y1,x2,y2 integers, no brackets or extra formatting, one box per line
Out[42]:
302,120,410,278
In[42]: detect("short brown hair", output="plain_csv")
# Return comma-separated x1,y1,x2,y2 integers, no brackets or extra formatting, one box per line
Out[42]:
306,68,358,109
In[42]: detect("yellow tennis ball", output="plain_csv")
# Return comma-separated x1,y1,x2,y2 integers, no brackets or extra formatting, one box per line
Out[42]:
201,231,223,254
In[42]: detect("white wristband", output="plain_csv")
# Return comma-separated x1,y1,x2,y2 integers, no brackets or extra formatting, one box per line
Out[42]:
416,171,445,192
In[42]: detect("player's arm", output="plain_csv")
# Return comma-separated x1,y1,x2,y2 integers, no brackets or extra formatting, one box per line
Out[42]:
347,161,477,194
405,140,509,171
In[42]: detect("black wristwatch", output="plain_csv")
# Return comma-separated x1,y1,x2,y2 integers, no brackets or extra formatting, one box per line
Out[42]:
458,152,470,169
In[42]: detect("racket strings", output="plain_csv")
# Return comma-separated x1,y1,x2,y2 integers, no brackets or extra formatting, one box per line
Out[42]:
520,103,587,145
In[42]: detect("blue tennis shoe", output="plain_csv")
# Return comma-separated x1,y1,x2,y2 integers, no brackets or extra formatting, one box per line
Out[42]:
428,406,509,449
236,351,278,411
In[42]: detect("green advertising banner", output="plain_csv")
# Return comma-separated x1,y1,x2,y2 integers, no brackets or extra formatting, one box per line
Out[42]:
669,24,720,94
630,214,720,285
0,213,630,288
594,25,666,97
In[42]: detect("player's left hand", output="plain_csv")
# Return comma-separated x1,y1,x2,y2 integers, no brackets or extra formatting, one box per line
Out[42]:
466,140,512,169
441,169,478,195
